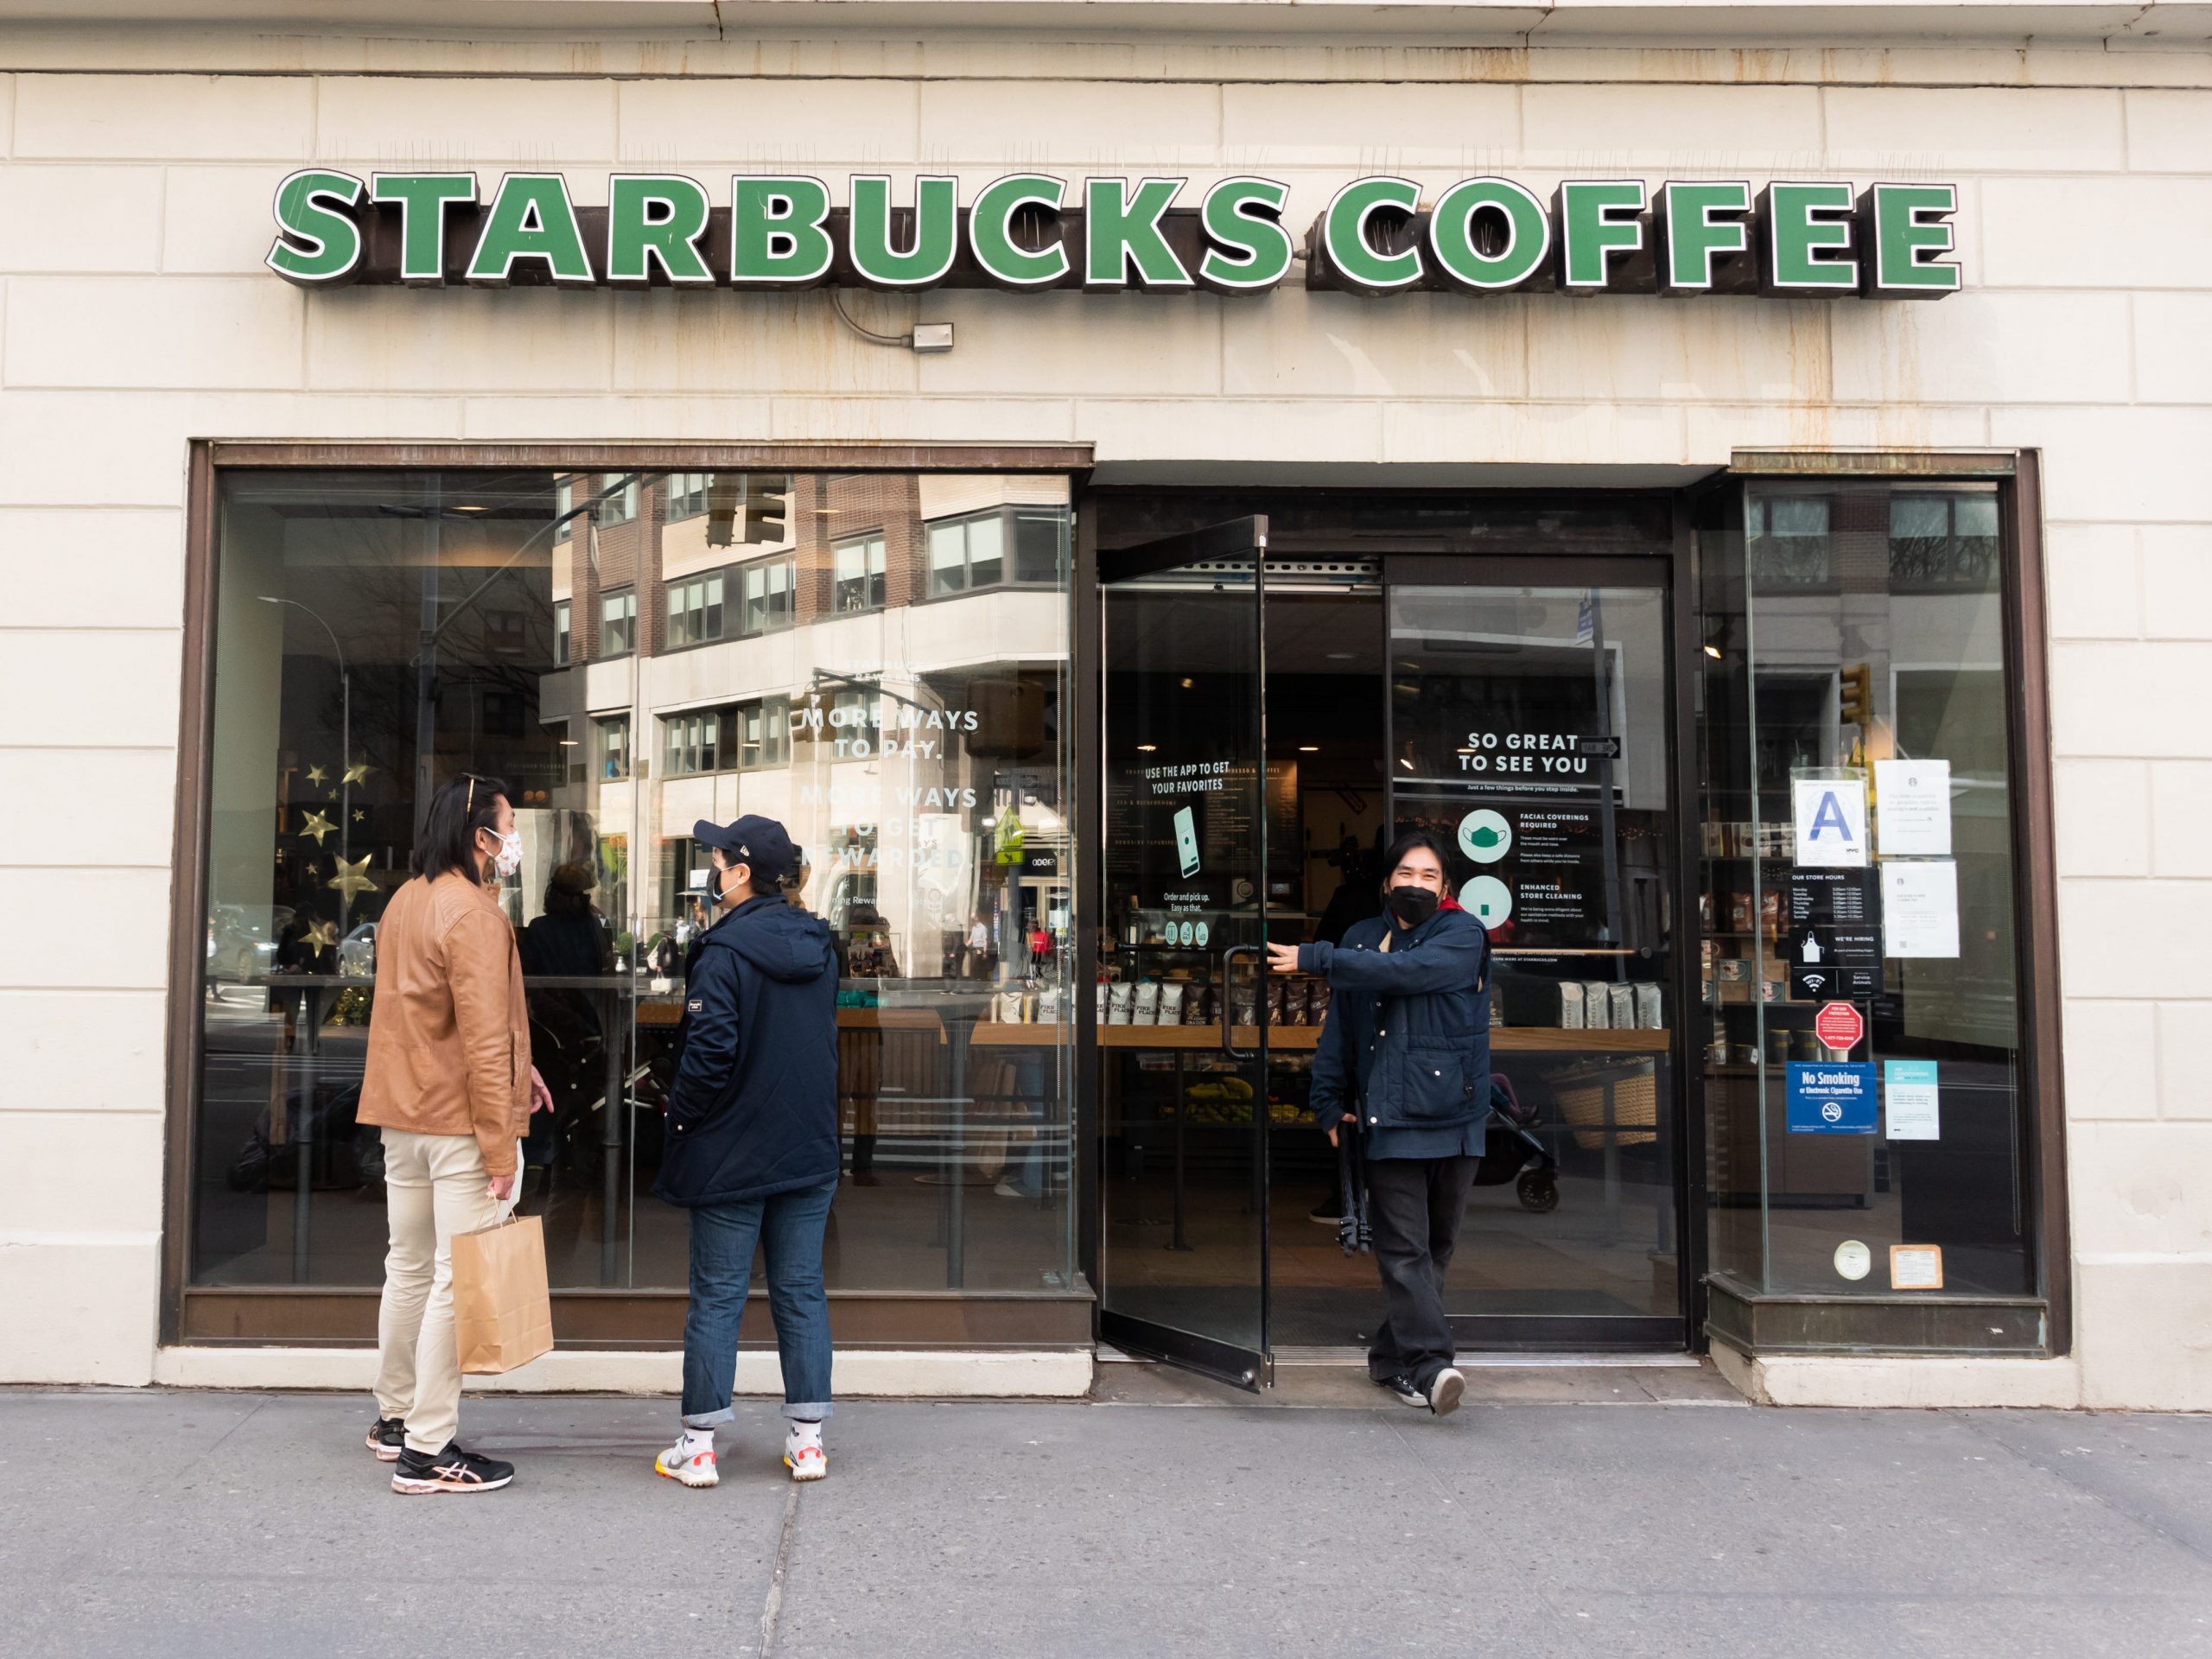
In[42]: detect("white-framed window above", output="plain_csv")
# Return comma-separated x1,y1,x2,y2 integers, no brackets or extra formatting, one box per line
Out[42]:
1746,493,1833,588
597,474,640,527
925,505,1066,597
742,556,796,636
668,472,714,521
554,600,570,666
834,532,887,613
595,712,631,780
666,571,726,649
554,478,574,542
928,512,1003,596
1889,492,2000,590
737,696,791,770
663,709,721,779
601,588,636,657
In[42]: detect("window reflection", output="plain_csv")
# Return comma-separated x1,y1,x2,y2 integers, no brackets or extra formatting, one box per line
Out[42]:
194,466,1077,1305
1700,480,2026,1299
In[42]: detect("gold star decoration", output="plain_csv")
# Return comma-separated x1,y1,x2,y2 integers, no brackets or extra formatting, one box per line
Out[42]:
305,764,328,786
353,810,365,823
304,919,339,950
343,761,374,786
327,788,339,801
299,810,336,846
327,854,377,903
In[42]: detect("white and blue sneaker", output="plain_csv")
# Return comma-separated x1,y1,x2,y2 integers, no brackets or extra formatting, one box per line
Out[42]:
784,1424,827,1482
654,1439,720,1488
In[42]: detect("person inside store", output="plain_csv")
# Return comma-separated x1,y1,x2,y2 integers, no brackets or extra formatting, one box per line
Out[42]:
652,815,842,1488
1267,828,1491,1419
359,772,555,1494
517,861,615,1205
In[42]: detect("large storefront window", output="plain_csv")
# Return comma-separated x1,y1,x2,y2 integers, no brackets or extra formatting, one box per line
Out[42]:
1700,477,2030,1302
190,467,1075,1306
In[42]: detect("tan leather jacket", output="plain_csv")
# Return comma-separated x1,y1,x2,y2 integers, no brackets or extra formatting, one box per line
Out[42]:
359,869,531,1175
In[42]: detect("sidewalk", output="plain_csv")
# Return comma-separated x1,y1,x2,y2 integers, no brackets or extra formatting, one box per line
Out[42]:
4,1367,2209,1658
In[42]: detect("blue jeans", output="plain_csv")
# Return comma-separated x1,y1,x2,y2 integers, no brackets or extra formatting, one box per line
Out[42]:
680,1180,837,1426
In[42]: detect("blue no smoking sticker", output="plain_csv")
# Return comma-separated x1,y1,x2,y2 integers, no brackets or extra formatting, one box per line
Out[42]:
1786,1061,1878,1135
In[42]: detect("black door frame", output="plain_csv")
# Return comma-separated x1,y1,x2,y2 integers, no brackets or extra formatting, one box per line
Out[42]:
1077,487,1709,1370
1087,516,1279,1389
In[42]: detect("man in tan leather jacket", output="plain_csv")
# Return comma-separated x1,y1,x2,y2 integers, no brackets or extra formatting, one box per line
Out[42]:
358,772,551,1494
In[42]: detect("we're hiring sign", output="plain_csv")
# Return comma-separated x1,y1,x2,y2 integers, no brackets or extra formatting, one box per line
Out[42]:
267,170,1961,300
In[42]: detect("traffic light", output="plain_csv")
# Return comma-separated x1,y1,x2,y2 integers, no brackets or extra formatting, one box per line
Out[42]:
741,473,791,545
1840,662,1872,728
704,475,741,548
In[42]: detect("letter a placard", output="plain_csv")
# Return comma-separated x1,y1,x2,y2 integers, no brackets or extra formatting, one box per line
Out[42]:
1792,777,1868,868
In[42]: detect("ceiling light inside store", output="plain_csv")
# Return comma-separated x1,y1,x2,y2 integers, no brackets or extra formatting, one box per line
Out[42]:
1299,746,1319,753
1398,758,1414,772
1137,743,1157,753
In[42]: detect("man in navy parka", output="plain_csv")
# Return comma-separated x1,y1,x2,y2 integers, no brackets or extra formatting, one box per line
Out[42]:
652,815,841,1487
1269,827,1491,1418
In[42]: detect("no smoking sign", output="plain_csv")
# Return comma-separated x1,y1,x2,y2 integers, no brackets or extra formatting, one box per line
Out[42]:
1815,1000,1866,1052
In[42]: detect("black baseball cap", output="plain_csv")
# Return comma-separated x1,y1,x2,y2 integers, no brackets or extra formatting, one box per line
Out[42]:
694,815,799,885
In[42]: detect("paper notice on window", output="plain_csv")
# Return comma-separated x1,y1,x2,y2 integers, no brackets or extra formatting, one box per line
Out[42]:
1875,759,1952,856
1881,859,1960,957
1793,777,1869,868
1890,1245,1944,1291
1885,1059,1941,1141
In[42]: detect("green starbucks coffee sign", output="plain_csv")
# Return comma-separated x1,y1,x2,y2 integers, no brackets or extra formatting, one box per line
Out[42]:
267,170,1960,299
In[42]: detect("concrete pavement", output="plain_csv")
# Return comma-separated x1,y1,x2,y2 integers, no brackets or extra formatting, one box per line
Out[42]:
3,1369,2209,1658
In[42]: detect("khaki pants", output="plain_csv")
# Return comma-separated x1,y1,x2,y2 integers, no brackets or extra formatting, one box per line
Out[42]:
374,1128,505,1455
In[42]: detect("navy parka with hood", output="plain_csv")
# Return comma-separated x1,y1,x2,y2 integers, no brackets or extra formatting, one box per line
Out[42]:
653,893,840,1209
1300,900,1491,1157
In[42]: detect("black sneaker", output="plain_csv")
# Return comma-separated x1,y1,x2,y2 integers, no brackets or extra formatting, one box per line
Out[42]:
391,1440,514,1495
1375,1372,1425,1408
1307,1198,1342,1224
365,1415,406,1462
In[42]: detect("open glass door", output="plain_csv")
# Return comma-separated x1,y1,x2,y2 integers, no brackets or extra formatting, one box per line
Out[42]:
1096,519,1273,1388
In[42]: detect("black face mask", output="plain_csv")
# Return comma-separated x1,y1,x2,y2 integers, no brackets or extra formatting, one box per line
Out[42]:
1386,885,1440,927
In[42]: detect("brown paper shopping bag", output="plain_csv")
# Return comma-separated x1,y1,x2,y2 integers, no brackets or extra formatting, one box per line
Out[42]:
452,1211,554,1376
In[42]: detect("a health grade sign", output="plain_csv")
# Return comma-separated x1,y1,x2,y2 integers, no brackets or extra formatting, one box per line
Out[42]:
267,171,1961,300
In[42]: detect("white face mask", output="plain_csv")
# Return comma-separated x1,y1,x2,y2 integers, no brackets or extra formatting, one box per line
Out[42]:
486,828,522,880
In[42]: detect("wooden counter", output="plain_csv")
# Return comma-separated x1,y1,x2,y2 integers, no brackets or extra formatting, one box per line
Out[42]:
971,1022,1669,1053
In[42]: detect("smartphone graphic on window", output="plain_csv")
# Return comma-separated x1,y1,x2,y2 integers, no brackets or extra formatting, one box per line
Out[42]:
1173,805,1202,879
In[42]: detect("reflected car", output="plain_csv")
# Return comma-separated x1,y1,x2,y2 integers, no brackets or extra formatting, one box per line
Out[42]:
207,904,290,982
339,921,378,979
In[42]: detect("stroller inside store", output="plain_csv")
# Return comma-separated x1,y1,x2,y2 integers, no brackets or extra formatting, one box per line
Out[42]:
1093,493,1688,1379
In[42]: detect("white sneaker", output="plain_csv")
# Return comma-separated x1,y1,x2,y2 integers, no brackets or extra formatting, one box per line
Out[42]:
784,1432,828,1482
654,1440,720,1488
1427,1367,1467,1417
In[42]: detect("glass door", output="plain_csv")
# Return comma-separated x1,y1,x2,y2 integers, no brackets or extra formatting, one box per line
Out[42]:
1384,555,1687,1346
1096,519,1274,1388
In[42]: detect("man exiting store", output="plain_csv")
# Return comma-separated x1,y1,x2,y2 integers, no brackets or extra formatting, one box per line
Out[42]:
1268,830,1491,1417
652,816,842,1486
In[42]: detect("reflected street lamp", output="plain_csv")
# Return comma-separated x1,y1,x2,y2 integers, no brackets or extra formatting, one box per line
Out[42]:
259,595,354,936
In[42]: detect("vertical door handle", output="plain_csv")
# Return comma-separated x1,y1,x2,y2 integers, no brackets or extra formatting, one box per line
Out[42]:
1220,944,1259,1061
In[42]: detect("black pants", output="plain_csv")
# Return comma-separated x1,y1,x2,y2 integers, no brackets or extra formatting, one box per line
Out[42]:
1364,1154,1480,1390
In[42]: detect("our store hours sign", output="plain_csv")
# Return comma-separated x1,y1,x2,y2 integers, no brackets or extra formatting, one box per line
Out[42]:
266,171,1961,300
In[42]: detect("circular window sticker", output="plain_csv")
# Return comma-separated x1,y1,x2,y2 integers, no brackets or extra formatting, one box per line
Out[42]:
1463,874,1513,929
1834,1240,1872,1281
1194,921,1211,949
1457,808,1513,866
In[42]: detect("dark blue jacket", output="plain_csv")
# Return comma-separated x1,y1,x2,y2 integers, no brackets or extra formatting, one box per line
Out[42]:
1301,903,1491,1139
653,893,840,1209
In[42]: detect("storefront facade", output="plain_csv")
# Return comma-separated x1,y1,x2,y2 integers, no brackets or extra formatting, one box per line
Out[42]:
3,4,2207,1409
